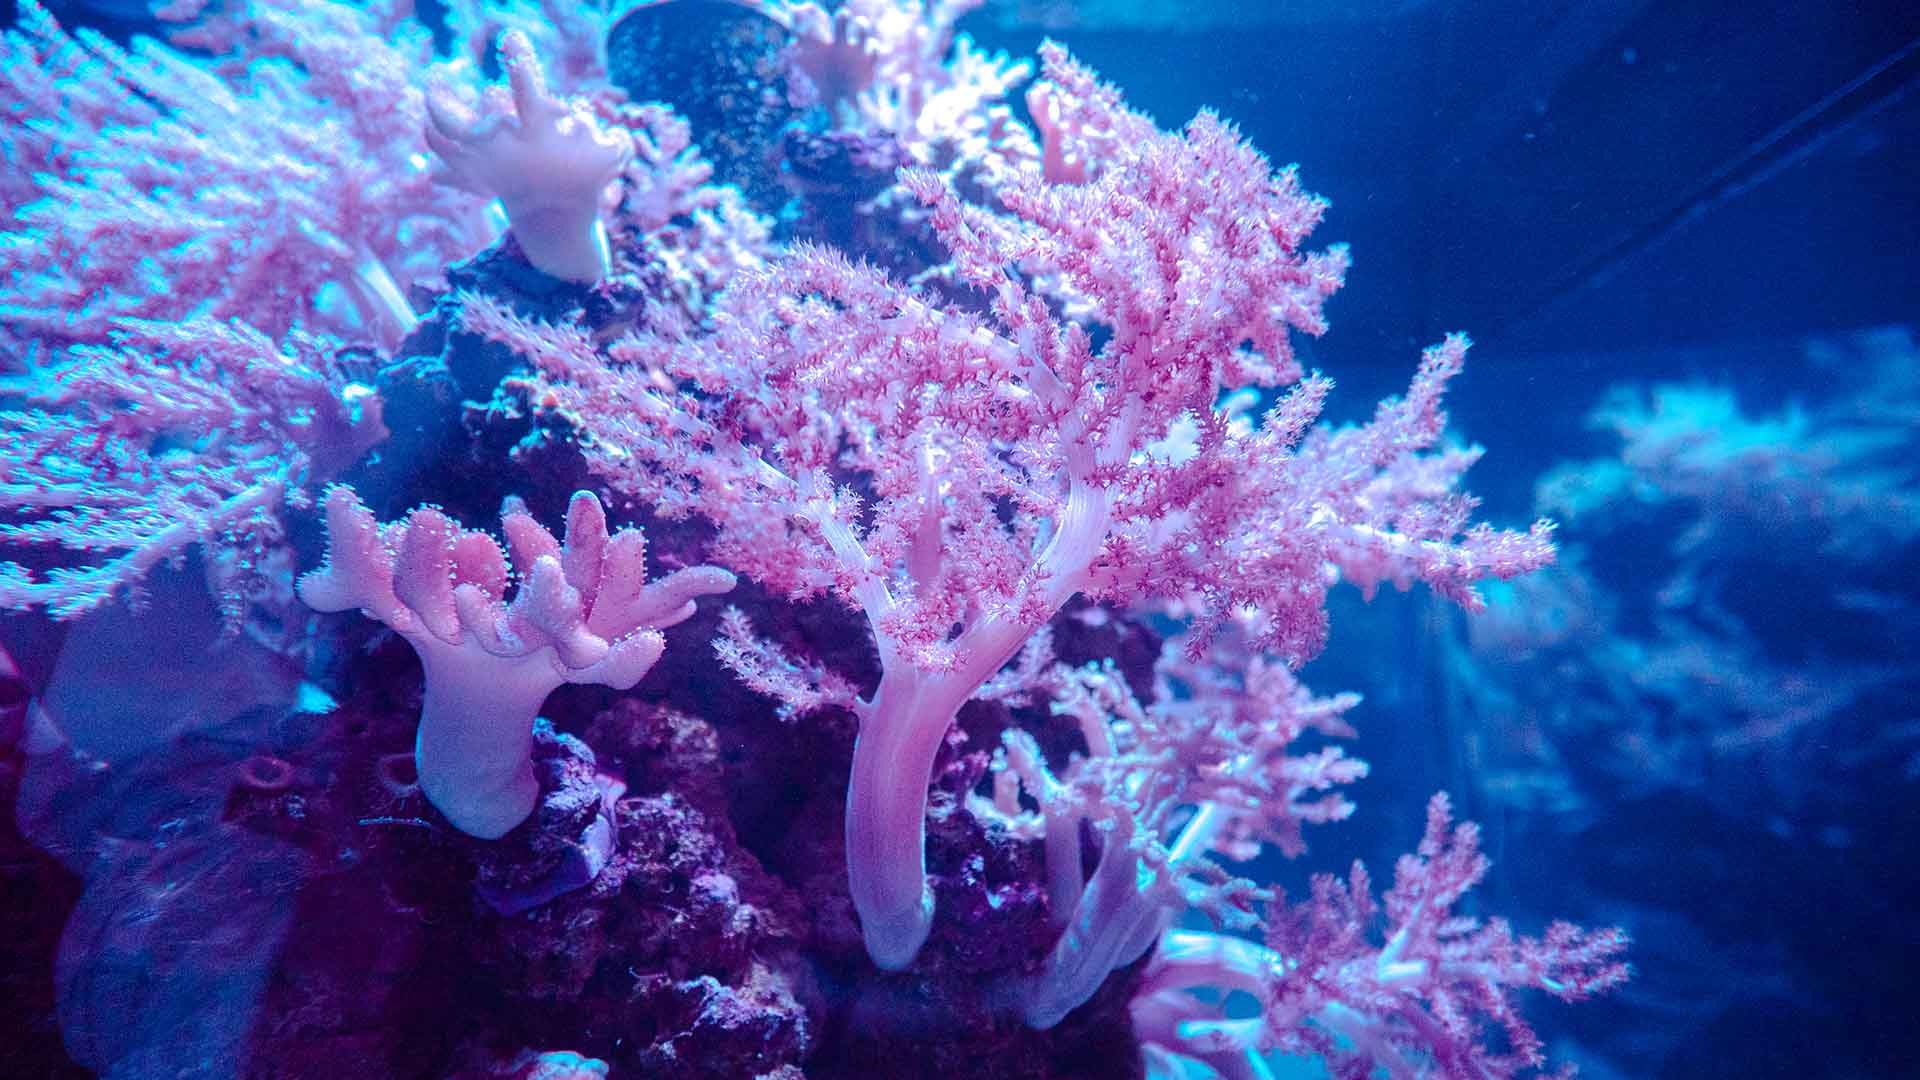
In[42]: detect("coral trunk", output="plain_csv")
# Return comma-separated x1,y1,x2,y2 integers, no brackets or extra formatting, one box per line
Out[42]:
845,667,973,969
414,643,552,839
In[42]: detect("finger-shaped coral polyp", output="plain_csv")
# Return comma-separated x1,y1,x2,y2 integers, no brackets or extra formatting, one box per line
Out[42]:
299,486,734,837
424,29,632,283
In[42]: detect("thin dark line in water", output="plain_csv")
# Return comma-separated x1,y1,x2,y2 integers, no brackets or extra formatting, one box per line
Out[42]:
1519,33,1920,322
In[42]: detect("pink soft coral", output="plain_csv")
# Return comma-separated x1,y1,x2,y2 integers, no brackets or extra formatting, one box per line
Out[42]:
426,29,633,283
0,318,385,620
1134,795,1630,1079
299,487,734,837
463,45,1550,969
604,101,773,326
761,0,1036,204
971,618,1367,1027
0,0,481,349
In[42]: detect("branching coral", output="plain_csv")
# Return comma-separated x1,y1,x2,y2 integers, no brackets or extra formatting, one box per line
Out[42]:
298,487,735,837
713,607,863,721
1134,796,1630,1079
971,621,1366,1027
0,318,385,620
0,0,484,349
426,29,635,284
605,101,774,325
462,45,1552,969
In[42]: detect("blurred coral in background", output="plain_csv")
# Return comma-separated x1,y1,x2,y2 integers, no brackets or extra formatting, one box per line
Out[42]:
1458,328,1919,821
1438,327,1919,1075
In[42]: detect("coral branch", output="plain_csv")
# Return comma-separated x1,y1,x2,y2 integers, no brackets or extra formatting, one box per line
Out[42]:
1246,794,1631,1078
1129,799,1629,1079
987,623,1365,1028
0,317,385,620
713,606,862,719
0,0,481,348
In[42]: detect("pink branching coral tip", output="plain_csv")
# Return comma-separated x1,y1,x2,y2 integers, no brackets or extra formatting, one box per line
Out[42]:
981,623,1367,1029
0,317,386,621
298,486,734,838
425,29,632,283
1132,794,1629,1078
464,44,1558,973
0,0,485,350
769,1,886,111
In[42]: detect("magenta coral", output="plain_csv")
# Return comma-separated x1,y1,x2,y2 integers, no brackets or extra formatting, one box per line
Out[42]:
1134,795,1630,1079
439,0,642,93
606,100,773,323
975,622,1368,1028
712,606,862,721
298,487,734,837
757,0,1036,223
426,29,633,283
463,44,1551,969
0,0,483,349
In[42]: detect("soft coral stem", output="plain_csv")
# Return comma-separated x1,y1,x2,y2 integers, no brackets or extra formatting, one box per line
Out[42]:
846,666,972,968
1023,836,1169,1027
343,246,419,349
846,470,1113,969
410,637,556,839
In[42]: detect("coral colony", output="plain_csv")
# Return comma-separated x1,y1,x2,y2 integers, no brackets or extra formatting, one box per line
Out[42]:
0,1,1626,1077
1464,333,1920,824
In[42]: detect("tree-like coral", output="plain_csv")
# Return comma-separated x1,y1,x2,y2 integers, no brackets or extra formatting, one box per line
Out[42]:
463,45,1553,969
970,620,1367,1027
0,0,485,350
298,487,735,837
0,318,385,620
1133,796,1630,1079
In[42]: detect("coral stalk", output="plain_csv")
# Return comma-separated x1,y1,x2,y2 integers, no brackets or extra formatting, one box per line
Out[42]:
299,487,734,837
845,669,972,966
